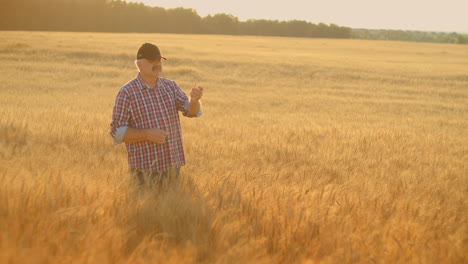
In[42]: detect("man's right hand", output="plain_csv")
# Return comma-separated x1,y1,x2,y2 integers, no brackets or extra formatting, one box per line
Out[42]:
144,128,170,144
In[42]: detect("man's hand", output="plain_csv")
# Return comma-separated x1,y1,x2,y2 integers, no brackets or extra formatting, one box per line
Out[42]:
144,128,169,144
190,85,204,101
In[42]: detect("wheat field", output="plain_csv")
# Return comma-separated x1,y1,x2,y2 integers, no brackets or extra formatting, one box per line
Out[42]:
0,31,467,263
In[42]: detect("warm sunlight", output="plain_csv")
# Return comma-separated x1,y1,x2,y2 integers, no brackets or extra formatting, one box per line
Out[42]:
1,0,467,263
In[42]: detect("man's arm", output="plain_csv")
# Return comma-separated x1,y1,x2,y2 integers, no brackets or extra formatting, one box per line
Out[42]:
187,86,204,116
123,127,169,144
110,89,130,145
187,99,201,117
174,82,203,117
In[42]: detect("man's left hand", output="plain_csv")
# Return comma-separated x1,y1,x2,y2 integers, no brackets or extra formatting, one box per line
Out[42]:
190,86,204,101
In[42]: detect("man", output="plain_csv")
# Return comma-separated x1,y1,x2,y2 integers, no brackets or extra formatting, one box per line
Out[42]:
110,43,203,187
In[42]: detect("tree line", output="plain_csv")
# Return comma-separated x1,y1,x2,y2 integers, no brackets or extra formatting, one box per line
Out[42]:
0,0,351,38
0,0,466,44
352,29,468,44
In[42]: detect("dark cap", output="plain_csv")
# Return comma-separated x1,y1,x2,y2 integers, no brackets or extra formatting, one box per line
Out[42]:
137,43,167,60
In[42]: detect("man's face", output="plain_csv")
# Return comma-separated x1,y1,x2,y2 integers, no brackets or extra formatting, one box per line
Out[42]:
139,57,162,78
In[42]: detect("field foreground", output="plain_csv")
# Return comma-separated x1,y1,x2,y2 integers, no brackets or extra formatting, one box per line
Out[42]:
0,31,467,263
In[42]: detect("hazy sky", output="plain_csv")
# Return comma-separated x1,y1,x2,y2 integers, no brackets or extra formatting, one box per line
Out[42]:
128,0,468,32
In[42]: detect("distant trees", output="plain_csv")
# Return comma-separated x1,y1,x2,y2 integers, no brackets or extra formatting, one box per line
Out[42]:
455,34,468,44
0,0,107,31
351,29,467,44
0,0,466,44
203,14,239,35
0,0,352,39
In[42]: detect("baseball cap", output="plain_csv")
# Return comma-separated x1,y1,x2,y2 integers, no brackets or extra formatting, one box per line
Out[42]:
137,43,167,60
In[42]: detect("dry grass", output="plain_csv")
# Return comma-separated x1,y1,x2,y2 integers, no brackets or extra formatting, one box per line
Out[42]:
0,31,467,263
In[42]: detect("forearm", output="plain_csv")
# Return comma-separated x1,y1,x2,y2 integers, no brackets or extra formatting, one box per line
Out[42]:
188,99,201,117
123,127,148,143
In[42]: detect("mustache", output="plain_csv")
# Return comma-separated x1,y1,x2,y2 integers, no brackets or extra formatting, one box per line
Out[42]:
152,65,161,71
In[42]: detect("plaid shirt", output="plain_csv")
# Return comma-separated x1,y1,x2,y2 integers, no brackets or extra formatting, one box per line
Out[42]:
110,74,201,172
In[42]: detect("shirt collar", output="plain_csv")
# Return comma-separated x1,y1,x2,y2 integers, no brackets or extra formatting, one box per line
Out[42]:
136,73,162,90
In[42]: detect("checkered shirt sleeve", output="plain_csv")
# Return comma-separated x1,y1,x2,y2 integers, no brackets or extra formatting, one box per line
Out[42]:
110,89,130,139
